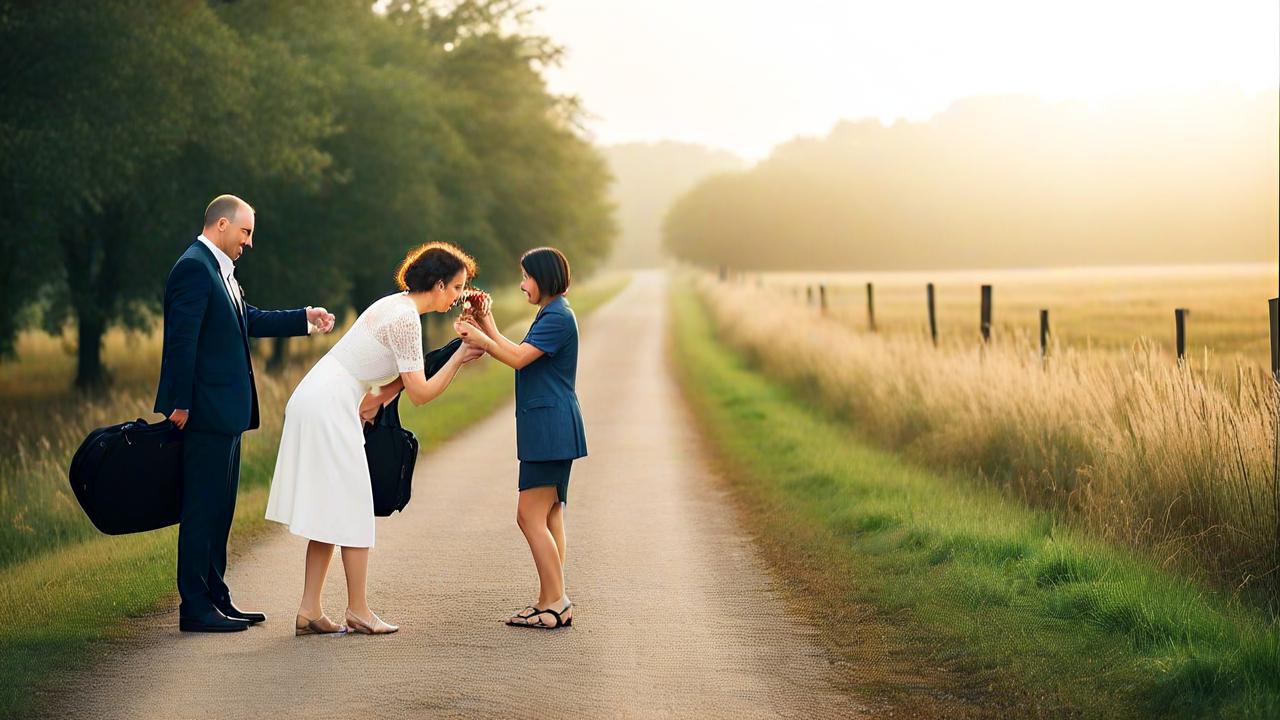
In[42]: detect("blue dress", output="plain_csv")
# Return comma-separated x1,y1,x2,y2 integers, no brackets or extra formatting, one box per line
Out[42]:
515,296,587,502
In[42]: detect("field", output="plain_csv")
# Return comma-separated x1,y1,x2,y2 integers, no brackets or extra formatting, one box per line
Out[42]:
699,265,1279,601
0,273,630,717
759,263,1277,369
670,282,1280,719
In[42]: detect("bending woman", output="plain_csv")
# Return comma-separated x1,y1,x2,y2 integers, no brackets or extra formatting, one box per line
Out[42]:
266,242,484,636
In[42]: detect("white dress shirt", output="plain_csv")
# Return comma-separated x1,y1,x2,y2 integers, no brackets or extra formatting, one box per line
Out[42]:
197,234,244,317
196,234,313,333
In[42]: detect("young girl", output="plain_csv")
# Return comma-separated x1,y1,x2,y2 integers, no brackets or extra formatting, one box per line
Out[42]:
455,247,586,629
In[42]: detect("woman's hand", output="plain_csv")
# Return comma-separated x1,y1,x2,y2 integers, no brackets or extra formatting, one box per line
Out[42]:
358,393,382,424
458,342,486,364
359,378,404,423
454,318,493,351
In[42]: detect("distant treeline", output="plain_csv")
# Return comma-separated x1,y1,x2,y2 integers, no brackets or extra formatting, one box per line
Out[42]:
601,142,744,268
0,0,615,387
664,90,1279,272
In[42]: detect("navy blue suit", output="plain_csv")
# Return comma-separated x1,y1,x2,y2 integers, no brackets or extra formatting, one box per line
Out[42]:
154,240,308,617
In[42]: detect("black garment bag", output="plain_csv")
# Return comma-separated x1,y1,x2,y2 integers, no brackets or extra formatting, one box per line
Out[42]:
365,338,461,516
68,418,184,535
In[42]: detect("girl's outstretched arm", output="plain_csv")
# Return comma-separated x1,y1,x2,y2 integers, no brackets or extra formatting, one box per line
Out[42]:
455,318,544,370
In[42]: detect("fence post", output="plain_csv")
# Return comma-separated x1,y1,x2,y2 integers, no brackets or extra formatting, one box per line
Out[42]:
927,283,937,346
718,265,727,282
1175,308,1188,362
819,284,828,315
980,285,992,343
1269,297,1278,381
866,282,876,332
1040,309,1050,359
1270,297,1279,607
806,285,813,306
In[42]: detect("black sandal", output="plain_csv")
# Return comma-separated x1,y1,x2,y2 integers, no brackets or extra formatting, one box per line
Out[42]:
512,603,573,630
505,606,540,626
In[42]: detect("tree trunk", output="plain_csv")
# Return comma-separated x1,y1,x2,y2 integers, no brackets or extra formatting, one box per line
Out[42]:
75,311,107,390
267,335,289,373
63,206,124,391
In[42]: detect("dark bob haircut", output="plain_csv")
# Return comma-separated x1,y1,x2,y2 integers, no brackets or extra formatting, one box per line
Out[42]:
520,247,571,297
395,242,477,293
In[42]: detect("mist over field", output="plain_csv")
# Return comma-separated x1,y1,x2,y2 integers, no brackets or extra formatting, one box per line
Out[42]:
662,90,1280,271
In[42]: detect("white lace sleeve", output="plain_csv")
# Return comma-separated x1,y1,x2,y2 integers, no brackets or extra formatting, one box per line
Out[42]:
381,305,424,373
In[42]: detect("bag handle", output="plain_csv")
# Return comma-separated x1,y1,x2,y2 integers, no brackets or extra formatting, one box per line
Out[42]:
376,392,404,429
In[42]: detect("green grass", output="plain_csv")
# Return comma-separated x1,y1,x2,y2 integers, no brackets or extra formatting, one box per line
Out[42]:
0,273,630,718
669,283,1280,719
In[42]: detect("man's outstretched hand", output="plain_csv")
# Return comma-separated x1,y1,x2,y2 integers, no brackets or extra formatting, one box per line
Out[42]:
307,306,336,333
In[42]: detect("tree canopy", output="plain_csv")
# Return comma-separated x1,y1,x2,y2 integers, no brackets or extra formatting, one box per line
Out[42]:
0,0,614,387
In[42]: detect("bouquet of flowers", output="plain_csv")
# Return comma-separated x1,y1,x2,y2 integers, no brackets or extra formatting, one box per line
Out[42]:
458,287,492,324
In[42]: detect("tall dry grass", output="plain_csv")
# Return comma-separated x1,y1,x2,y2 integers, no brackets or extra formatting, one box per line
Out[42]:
0,370,298,569
697,274,1279,597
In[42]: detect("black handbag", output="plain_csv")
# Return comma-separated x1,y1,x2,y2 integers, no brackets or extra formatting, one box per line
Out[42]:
364,338,461,517
68,417,184,535
364,393,418,517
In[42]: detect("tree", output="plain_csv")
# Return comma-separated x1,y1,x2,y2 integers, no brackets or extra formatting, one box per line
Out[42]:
0,1,332,387
0,0,617,387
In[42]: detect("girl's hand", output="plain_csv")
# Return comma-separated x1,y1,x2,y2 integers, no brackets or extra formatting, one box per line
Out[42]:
454,318,493,350
478,304,498,334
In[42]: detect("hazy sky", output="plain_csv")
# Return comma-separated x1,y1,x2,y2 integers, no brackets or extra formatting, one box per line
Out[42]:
530,0,1280,160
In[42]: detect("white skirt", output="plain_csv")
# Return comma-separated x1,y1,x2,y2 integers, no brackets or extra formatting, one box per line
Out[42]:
265,355,375,547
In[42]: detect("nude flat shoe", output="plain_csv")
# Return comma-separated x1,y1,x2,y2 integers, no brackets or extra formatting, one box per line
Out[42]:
295,613,348,636
345,609,399,635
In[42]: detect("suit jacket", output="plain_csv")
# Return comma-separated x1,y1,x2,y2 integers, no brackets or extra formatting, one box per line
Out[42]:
153,240,309,435
514,296,588,462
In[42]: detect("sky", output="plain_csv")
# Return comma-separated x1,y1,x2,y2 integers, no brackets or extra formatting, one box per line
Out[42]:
529,0,1280,161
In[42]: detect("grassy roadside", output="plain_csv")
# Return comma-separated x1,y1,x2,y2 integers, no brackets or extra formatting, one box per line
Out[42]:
669,283,1280,719
1,273,630,719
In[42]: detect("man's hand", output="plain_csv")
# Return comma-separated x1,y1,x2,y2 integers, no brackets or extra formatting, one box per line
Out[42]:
168,409,189,429
306,306,336,333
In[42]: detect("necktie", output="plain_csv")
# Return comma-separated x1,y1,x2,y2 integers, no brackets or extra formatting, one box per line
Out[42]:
225,270,244,317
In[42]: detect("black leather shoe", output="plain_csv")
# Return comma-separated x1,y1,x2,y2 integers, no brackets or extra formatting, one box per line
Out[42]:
179,608,250,633
215,602,266,625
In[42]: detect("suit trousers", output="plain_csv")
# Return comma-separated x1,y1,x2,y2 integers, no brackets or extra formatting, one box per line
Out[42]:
177,429,242,617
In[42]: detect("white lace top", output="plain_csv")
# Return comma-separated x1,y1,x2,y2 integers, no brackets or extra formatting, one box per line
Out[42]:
328,293,424,388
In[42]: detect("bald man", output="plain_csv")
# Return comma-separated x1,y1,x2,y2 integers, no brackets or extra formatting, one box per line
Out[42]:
154,194,337,633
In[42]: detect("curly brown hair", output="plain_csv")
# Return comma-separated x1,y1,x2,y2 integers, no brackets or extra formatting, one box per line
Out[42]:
395,242,478,292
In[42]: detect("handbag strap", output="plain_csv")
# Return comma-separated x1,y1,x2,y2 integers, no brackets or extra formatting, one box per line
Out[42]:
378,392,404,428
